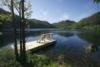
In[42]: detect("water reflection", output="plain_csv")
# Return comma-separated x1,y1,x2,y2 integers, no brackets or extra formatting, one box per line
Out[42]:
0,35,3,47
79,31,100,53
1,29,100,67
56,32,74,37
26,30,49,37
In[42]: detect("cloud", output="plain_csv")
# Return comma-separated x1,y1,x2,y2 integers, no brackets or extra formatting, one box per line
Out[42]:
31,9,71,23
32,9,52,21
42,11,48,17
59,14,70,21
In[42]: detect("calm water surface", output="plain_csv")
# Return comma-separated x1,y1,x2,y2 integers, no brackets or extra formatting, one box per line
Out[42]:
1,29,100,67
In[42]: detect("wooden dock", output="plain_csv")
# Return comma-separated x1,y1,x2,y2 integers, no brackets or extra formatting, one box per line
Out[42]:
10,39,56,51
25,39,56,51
10,33,56,51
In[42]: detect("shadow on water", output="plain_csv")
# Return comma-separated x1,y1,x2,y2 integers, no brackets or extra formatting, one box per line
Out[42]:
30,43,56,53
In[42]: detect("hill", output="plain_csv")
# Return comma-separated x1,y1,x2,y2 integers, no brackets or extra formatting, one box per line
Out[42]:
53,20,76,29
76,12,100,29
0,8,54,30
79,12,100,24
28,19,54,28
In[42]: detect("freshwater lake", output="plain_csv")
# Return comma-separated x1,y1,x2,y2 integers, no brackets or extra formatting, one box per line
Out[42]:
1,29,100,67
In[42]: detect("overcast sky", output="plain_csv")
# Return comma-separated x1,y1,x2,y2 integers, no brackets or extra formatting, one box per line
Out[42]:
0,0,100,23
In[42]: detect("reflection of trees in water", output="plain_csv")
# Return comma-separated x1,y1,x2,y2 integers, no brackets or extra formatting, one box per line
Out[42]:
57,32,74,37
0,35,3,47
26,30,50,37
79,30,100,52
1,30,50,47
1,31,18,47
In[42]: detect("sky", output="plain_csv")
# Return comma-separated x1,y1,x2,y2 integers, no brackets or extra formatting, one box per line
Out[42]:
0,0,100,23
30,0,100,23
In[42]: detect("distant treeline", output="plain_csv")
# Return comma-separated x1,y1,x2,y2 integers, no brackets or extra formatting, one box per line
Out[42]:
0,8,54,30
53,12,100,30
0,8,100,30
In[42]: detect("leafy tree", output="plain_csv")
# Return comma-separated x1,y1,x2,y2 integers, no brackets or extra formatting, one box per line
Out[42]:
0,0,32,62
0,8,54,29
0,0,32,19
94,0,100,3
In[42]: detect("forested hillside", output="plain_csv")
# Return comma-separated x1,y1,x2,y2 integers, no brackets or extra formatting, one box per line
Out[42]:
28,19,54,28
53,12,100,29
53,20,76,29
0,8,54,30
76,12,100,29
0,8,100,30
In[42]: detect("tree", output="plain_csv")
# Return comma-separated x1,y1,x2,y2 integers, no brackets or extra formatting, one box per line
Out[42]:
1,0,32,55
94,0,100,3
11,0,19,60
20,0,27,63
1,0,32,18
0,1,19,61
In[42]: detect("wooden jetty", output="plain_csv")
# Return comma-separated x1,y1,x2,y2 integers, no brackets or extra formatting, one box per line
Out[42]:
25,39,56,51
11,33,56,51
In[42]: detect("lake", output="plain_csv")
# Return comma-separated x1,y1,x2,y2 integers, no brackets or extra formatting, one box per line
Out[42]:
1,29,100,67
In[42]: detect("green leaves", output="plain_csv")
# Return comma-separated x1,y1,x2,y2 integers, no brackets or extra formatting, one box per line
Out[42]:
53,20,76,29
94,0,100,3
0,0,32,19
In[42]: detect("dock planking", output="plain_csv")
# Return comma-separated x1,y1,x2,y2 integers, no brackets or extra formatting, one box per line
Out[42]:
10,39,56,51
10,33,56,51
25,39,56,51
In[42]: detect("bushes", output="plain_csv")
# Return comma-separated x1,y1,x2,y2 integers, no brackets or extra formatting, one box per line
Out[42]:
28,54,50,67
0,49,21,67
0,49,71,67
27,53,71,67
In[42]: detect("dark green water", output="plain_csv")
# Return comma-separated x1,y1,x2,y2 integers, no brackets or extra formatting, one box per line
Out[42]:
1,29,100,67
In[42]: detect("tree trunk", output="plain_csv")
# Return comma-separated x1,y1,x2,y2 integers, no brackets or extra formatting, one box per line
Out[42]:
20,0,26,63
22,0,26,57
19,1,23,58
11,0,19,60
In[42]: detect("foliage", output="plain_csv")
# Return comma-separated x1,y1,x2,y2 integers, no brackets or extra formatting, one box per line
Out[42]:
29,19,54,28
75,12,100,29
0,49,71,67
0,8,20,29
0,0,32,19
26,53,71,67
0,49,21,67
0,8,54,29
0,8,12,23
53,20,76,29
79,12,100,25
94,0,100,3
53,12,100,30
79,25,100,45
